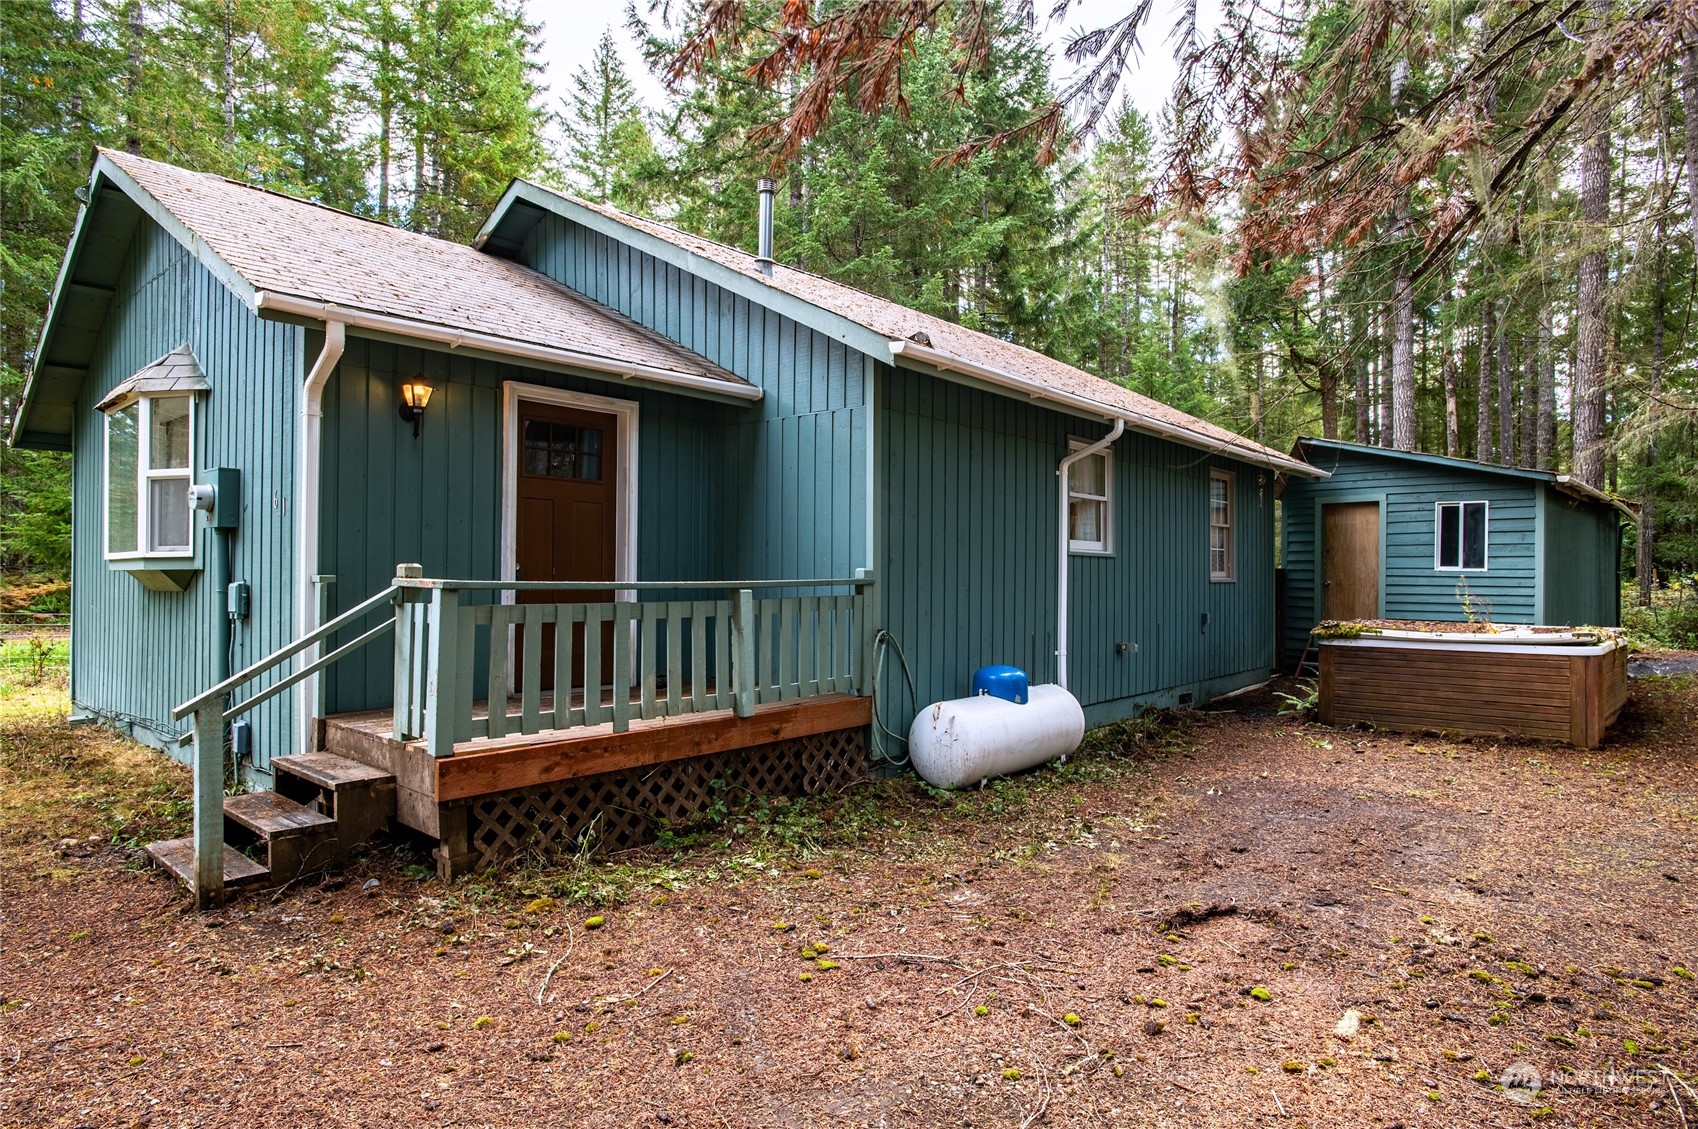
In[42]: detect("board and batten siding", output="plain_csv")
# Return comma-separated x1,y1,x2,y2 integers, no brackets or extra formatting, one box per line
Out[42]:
69,219,303,770
1281,449,1541,665
876,365,1275,724
1541,488,1621,627
317,336,734,714
516,214,871,585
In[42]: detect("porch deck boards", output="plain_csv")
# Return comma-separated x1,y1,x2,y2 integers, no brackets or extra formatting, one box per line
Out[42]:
322,690,870,839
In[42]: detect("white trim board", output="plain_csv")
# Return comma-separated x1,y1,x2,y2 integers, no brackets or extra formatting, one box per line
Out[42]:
500,380,640,601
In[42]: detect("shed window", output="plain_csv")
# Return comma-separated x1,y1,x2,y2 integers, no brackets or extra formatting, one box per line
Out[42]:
1436,501,1488,571
105,394,194,558
1067,440,1112,554
1209,470,1234,580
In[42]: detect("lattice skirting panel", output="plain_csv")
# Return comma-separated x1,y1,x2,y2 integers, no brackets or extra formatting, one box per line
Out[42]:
451,726,868,873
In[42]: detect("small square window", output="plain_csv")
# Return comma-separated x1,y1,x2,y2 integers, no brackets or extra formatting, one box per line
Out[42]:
1209,470,1234,581
1436,501,1488,570
1067,439,1112,554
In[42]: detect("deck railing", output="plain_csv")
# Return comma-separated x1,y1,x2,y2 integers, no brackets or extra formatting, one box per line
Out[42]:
391,570,876,757
169,566,873,909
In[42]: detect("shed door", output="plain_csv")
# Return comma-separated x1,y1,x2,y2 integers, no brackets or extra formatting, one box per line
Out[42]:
515,401,618,690
1322,502,1380,620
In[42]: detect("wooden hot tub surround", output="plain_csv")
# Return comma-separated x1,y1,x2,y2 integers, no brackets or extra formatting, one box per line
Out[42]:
1316,626,1628,748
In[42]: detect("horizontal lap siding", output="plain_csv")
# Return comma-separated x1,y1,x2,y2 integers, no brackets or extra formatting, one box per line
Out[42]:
876,366,1274,719
318,338,730,714
70,221,302,770
1542,489,1621,627
1282,451,1541,665
519,216,869,584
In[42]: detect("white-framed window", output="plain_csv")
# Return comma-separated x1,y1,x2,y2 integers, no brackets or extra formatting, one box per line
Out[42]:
1435,500,1488,571
1209,469,1234,581
105,393,194,559
1067,439,1112,554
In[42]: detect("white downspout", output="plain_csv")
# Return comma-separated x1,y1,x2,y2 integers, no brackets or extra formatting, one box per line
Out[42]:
1056,418,1123,690
297,319,346,754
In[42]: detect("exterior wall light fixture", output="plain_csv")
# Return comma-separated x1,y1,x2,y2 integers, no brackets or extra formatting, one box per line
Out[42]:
399,378,433,438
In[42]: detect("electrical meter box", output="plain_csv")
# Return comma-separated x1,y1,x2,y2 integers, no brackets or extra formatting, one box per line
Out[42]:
203,467,241,529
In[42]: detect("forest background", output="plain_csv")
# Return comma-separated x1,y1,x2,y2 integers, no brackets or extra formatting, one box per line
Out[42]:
3,0,1694,617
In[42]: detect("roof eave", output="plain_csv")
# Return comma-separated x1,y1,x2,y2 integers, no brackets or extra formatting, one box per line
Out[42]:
252,290,762,405
1554,475,1638,518
12,153,264,450
9,164,102,449
892,340,1327,478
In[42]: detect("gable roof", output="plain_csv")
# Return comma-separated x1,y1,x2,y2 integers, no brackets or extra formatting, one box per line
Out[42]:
477,181,1324,478
11,152,755,448
1294,437,1635,516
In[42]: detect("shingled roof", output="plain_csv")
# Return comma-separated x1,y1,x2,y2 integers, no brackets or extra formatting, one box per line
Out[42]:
12,152,752,447
480,182,1319,477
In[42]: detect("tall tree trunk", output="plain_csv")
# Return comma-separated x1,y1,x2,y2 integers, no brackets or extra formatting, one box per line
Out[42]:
1537,304,1557,470
1378,310,1393,448
1496,300,1513,466
1521,339,1538,469
1442,344,1460,458
1571,0,1613,487
1388,57,1417,450
124,0,144,155
1476,299,1493,461
222,0,236,149
1684,42,1698,249
1640,223,1665,605
1352,305,1370,443
1168,256,1181,365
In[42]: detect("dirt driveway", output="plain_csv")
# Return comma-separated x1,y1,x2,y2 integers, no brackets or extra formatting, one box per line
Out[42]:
3,675,1695,1128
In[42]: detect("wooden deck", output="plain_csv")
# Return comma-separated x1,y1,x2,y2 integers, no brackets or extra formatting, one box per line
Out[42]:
323,691,872,843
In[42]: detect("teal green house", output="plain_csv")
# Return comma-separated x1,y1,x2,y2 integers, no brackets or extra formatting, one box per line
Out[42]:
12,149,1321,806
1280,438,1631,667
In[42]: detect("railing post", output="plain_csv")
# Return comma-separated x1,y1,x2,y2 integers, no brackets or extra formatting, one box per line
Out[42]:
191,702,225,910
853,568,876,696
308,574,336,751
393,564,422,741
731,588,756,717
426,585,462,758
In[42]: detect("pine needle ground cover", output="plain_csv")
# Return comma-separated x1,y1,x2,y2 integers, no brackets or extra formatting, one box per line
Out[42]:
2,674,1695,1128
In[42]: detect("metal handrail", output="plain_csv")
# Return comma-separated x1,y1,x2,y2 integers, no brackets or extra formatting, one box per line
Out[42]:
171,584,399,719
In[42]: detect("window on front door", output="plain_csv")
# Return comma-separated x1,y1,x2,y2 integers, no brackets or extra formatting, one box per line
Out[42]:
523,420,604,482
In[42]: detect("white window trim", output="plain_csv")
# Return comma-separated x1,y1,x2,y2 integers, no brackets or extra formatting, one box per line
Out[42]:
1434,499,1490,572
103,393,196,561
1066,438,1113,555
1209,468,1235,582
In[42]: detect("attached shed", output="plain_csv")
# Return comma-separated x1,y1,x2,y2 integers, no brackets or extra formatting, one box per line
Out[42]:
1280,439,1630,666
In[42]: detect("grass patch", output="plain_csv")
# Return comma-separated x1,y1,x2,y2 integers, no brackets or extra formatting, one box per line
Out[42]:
0,666,190,871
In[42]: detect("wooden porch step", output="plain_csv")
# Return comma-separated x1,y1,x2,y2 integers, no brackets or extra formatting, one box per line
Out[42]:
224,791,336,839
273,751,393,791
145,837,269,889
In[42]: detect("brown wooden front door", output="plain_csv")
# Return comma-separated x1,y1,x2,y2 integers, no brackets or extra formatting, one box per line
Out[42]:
515,401,618,691
1322,502,1380,621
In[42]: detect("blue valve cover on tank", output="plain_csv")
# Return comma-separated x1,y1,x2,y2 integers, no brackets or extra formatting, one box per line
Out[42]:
971,664,1029,704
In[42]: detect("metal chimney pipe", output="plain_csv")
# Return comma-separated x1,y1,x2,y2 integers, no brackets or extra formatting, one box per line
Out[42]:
755,177,776,276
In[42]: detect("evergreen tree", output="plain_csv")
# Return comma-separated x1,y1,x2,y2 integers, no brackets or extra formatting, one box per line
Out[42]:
0,0,107,575
560,27,653,208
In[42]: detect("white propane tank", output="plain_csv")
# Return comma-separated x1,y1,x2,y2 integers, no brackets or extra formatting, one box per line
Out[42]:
907,684,1086,790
